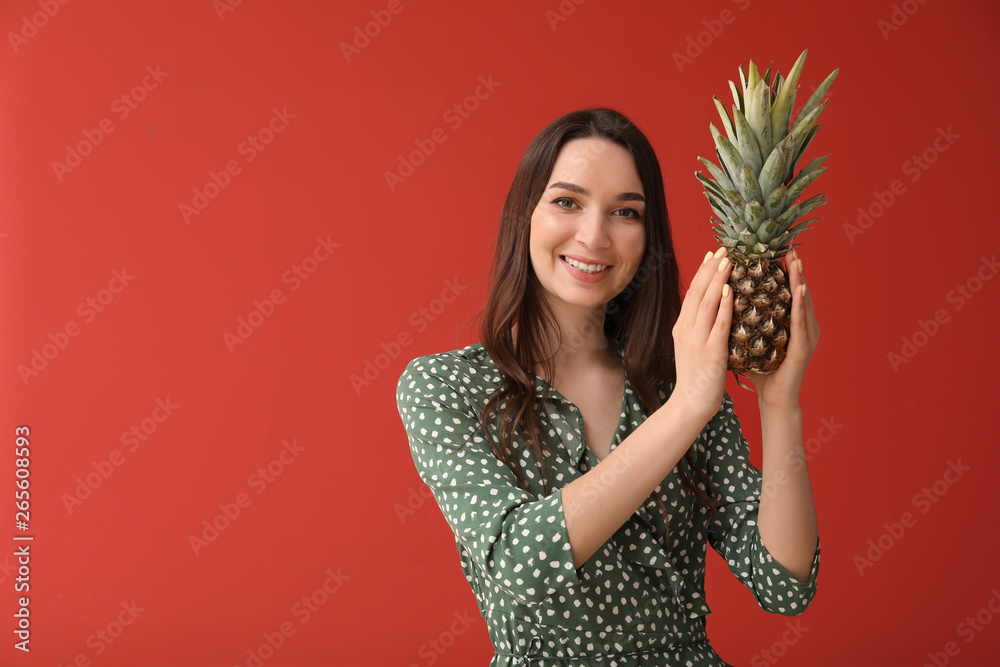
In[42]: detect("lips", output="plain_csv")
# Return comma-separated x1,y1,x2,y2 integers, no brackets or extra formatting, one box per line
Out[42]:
561,254,612,268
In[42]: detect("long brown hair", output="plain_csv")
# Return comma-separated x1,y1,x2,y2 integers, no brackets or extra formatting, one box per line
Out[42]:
475,107,718,536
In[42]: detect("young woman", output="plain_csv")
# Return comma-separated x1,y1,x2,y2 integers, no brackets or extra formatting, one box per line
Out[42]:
396,107,820,666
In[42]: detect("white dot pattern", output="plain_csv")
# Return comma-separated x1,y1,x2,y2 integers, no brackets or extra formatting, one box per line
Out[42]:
396,343,820,666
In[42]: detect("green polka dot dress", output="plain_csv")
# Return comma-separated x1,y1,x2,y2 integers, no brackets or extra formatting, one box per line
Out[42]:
396,343,820,666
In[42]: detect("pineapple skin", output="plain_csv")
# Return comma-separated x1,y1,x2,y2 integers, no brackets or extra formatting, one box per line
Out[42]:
727,254,792,375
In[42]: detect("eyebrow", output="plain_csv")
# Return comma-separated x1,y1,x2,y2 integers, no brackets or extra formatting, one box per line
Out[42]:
547,181,646,204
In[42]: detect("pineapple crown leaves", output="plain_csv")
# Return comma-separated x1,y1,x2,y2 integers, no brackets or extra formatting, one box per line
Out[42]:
695,49,838,259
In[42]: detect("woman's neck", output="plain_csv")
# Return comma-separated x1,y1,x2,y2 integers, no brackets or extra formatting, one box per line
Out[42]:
513,310,621,377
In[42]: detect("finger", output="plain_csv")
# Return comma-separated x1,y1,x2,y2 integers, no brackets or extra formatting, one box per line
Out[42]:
694,253,733,339
791,250,819,345
787,253,806,351
678,248,728,326
785,248,802,294
802,281,820,345
709,279,734,348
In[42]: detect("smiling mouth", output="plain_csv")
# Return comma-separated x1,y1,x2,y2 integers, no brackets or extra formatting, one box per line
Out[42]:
561,255,611,274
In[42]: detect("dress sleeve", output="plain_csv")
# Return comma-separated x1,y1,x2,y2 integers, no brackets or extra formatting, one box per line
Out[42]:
395,356,581,606
704,392,821,616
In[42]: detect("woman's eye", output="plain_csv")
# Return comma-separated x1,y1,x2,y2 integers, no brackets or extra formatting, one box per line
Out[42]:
616,208,641,219
553,197,576,210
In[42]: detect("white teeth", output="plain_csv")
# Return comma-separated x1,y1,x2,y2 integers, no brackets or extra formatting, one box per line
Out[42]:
563,256,609,273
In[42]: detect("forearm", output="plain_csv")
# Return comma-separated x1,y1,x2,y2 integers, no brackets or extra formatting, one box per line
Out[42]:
561,395,710,570
757,401,819,582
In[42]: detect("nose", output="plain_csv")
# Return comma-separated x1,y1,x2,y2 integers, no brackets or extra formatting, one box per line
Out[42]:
575,209,611,250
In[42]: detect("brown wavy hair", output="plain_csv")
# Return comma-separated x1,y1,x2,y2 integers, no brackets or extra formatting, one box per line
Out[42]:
473,107,718,537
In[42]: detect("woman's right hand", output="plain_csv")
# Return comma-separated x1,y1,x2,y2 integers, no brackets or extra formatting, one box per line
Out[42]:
670,248,733,422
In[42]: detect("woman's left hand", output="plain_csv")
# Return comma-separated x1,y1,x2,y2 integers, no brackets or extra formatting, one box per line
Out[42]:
748,249,820,410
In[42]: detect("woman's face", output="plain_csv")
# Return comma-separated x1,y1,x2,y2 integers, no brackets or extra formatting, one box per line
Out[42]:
529,137,647,314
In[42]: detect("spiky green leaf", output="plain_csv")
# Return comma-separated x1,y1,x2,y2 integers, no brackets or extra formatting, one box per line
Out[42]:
738,162,764,206
756,219,777,244
758,135,791,203
764,184,787,220
733,106,764,176
792,68,838,130
776,203,801,231
783,102,826,183
791,155,829,185
729,80,743,114
746,78,773,158
698,156,735,191
787,124,822,182
723,189,748,213
770,49,808,145
696,172,726,198
747,61,760,93
711,124,747,187
713,97,736,143
744,201,766,231
796,193,827,218
784,166,826,207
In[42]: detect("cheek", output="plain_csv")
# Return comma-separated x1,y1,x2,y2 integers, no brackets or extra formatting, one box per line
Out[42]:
626,228,646,265
617,231,646,287
528,214,553,271
530,212,562,253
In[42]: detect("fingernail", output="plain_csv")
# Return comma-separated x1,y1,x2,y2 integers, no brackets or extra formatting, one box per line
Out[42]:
703,251,713,265
801,284,807,297
714,248,727,258
718,257,730,271
722,284,730,298
797,259,803,274
791,248,799,260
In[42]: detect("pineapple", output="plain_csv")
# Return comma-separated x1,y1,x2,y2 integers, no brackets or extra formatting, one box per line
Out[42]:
695,49,837,380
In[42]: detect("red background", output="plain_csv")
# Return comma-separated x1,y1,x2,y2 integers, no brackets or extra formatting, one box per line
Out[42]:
3,0,999,665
